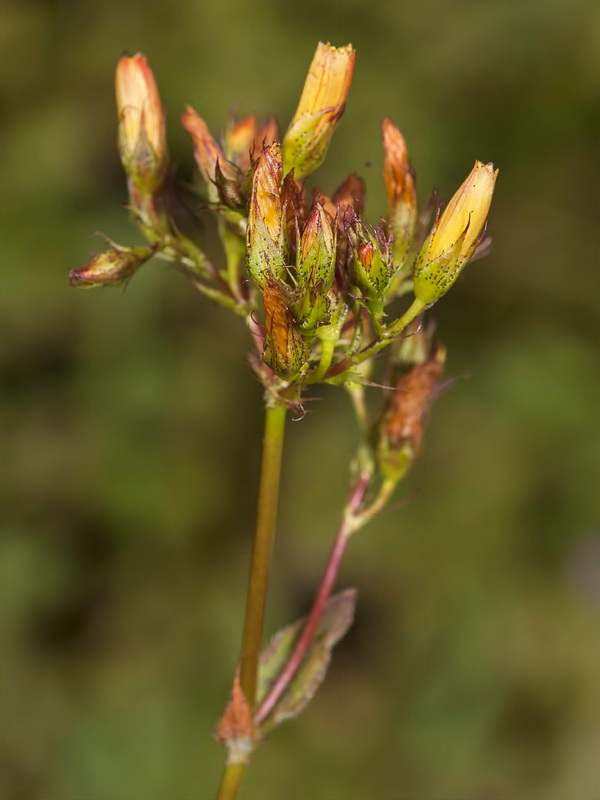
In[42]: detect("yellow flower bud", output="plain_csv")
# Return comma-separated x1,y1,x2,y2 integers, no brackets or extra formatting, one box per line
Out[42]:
381,118,417,267
282,42,355,180
247,144,288,288
413,161,498,306
115,53,168,193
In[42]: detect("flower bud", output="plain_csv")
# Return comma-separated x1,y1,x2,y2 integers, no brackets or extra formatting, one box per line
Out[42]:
297,196,336,288
382,118,417,267
69,242,156,288
292,286,330,337
262,280,310,380
224,114,279,173
320,174,366,284
281,170,307,253
413,161,498,306
346,210,392,319
247,144,288,288
377,345,445,483
290,197,337,334
282,42,355,180
181,106,244,206
115,53,168,193
332,173,366,220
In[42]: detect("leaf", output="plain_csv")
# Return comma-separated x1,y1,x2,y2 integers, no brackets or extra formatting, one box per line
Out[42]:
256,588,357,733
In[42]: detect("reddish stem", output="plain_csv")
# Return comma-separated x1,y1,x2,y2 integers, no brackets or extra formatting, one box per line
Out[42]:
254,474,370,726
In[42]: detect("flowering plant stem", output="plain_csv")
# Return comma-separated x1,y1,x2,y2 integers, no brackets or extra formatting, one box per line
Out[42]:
215,402,287,800
215,763,245,800
239,402,288,706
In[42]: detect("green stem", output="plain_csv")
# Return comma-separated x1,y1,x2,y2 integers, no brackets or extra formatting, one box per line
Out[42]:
220,220,246,303
348,477,397,533
351,297,426,368
310,335,336,383
239,402,287,707
215,763,246,800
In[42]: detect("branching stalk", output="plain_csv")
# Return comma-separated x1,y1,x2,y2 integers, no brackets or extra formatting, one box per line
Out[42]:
255,472,370,726
351,297,426,367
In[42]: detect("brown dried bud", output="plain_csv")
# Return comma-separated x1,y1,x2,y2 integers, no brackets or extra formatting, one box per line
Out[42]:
377,345,445,482
69,242,157,288
181,106,243,205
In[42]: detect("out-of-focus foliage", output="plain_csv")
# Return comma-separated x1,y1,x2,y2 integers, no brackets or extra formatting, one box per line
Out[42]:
1,0,597,797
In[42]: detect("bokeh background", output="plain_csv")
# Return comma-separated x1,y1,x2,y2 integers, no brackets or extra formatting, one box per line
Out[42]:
1,0,598,798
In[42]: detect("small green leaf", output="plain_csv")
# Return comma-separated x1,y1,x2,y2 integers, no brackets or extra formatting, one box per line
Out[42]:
257,588,357,732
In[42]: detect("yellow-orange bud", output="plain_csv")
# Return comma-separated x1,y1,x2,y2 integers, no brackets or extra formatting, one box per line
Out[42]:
115,53,167,193
282,42,355,180
246,144,288,288
382,118,417,266
413,161,498,306
262,280,310,380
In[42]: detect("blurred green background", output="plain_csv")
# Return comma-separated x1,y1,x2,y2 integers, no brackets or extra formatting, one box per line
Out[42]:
1,0,598,798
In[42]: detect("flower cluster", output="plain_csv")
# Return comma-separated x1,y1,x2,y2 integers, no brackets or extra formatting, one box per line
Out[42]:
70,43,500,773
70,42,497,487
